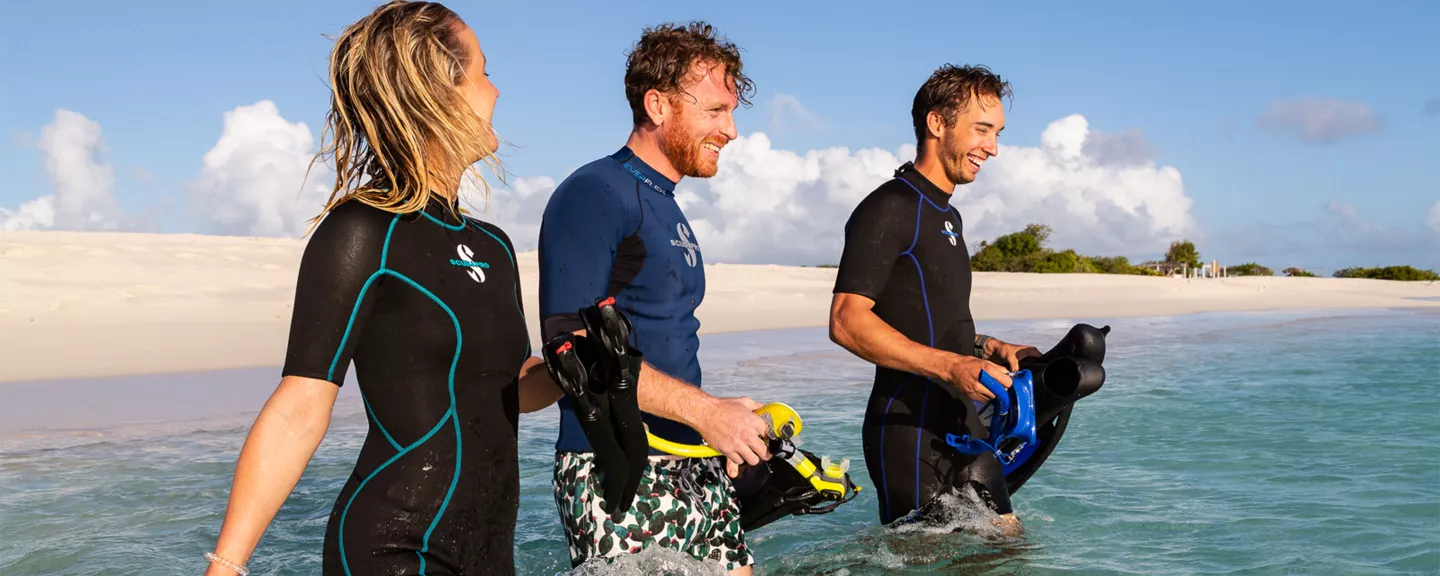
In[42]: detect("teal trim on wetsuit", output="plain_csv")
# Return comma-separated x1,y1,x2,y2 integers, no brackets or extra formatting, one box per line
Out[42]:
282,197,529,575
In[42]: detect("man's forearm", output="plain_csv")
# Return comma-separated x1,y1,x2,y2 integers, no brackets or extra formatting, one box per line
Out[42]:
567,327,717,427
635,362,715,430
831,300,958,383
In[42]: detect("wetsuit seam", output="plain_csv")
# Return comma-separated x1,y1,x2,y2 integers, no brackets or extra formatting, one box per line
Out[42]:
915,385,930,511
340,388,453,575
895,176,952,213
420,210,465,231
363,393,403,453
337,269,464,576
466,218,530,359
332,215,404,451
328,215,400,382
895,188,939,518
879,374,918,523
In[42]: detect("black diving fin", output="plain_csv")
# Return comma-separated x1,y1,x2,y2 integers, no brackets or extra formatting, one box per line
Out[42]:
730,437,862,532
541,332,636,521
1003,323,1111,493
577,296,650,522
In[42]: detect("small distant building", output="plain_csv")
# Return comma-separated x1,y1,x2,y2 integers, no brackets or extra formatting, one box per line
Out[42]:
1143,261,1189,276
1140,260,1226,278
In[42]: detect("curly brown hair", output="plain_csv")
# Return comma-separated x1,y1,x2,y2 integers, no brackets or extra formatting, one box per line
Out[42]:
623,21,755,127
911,64,1013,144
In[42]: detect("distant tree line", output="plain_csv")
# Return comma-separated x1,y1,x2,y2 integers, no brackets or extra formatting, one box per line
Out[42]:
1331,266,1440,281
970,224,1161,275
960,226,1439,281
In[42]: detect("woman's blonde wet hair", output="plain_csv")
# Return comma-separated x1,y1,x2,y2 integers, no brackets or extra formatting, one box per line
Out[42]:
306,0,502,228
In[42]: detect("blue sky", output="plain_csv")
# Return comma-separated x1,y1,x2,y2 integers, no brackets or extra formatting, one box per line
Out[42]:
2,0,1437,272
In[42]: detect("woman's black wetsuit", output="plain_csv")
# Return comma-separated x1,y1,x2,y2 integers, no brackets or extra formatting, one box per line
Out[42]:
281,197,530,575
833,163,1012,526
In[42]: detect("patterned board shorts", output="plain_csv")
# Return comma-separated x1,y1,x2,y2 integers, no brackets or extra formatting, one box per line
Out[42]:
552,452,754,572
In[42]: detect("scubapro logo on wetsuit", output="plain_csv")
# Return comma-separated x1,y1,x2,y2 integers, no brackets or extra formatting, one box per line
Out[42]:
943,221,959,246
450,244,490,283
670,223,700,267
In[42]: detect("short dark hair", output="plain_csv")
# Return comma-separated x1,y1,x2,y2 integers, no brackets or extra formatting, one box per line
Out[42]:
911,64,1012,144
623,21,755,127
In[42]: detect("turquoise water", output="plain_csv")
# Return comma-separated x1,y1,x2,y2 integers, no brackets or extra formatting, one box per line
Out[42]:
2,308,1438,575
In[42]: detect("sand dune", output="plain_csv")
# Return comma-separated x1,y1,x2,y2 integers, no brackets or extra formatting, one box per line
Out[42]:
2,230,1436,383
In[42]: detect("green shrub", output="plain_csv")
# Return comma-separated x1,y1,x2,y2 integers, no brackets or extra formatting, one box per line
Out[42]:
1282,267,1318,277
1032,250,1094,273
1333,266,1439,281
1227,262,1274,276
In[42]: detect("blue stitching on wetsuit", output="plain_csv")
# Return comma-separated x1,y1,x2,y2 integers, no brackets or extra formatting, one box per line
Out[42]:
893,176,949,517
905,199,937,514
895,177,953,214
878,375,913,522
878,196,928,522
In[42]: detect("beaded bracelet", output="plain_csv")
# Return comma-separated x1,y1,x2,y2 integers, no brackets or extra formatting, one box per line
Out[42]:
204,552,249,576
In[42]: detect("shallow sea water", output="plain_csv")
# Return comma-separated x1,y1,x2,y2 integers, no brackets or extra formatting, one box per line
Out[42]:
2,307,1437,575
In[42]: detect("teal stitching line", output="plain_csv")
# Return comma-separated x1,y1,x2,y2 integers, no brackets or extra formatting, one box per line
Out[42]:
339,404,454,575
382,271,464,573
420,210,465,231
381,214,400,267
327,214,400,381
362,392,402,452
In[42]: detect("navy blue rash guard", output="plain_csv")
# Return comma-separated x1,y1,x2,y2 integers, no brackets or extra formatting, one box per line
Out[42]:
539,146,707,453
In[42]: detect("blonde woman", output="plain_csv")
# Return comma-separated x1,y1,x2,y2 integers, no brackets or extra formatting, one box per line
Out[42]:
202,2,561,575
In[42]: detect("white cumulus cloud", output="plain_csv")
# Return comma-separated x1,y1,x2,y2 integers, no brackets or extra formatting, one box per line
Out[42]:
460,174,556,251
664,113,1198,265
0,196,58,231
2,109,121,231
466,113,1199,266
191,100,334,237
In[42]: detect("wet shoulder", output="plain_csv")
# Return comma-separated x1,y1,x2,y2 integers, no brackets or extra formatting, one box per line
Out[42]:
851,178,922,223
463,216,517,265
550,156,626,204
308,200,401,256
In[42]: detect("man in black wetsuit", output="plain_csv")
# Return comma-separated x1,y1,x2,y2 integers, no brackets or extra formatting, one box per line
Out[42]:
828,64,1039,534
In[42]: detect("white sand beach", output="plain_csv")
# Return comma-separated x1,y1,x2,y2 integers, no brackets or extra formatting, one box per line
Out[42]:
2,230,1437,383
